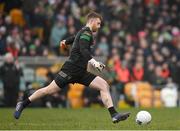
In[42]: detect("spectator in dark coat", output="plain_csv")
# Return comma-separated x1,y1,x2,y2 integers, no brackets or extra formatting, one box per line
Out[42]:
0,53,23,107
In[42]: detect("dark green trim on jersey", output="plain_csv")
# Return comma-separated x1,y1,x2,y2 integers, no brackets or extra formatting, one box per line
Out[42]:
83,31,91,36
80,34,91,41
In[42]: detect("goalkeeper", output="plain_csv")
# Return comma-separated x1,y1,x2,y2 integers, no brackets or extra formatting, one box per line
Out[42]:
14,11,130,123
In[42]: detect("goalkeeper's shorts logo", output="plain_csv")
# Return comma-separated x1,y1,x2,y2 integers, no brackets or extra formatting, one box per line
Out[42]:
59,71,72,80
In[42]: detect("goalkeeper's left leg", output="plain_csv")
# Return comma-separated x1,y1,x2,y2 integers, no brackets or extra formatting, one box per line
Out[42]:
89,76,130,123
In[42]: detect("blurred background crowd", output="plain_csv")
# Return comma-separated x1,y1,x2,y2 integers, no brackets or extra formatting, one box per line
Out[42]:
0,0,179,108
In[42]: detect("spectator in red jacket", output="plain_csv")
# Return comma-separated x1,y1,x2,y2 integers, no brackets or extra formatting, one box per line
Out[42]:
132,61,144,81
116,61,130,84
161,63,170,79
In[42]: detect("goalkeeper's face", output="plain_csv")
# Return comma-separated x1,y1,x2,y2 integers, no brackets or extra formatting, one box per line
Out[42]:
91,18,101,32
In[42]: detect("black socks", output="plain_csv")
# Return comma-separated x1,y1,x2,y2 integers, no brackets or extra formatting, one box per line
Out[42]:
108,106,118,117
22,99,117,117
22,98,31,108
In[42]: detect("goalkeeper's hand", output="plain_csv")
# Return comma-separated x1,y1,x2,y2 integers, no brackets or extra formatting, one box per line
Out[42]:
89,58,105,72
60,40,67,49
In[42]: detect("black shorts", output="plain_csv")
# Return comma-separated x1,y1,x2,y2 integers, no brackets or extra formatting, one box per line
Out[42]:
54,61,96,88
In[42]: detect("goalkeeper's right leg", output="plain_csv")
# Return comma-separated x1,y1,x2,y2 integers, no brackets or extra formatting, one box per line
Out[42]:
14,101,24,119
14,80,61,119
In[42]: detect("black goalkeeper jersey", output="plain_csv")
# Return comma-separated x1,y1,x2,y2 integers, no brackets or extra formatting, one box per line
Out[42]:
66,26,94,69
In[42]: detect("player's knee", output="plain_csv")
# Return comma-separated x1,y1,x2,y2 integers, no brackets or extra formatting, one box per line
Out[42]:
37,87,49,96
101,80,110,91
45,86,57,95
46,88,55,95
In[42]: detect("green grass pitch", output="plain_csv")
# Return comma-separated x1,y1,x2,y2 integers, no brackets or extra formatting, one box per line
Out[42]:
0,108,180,130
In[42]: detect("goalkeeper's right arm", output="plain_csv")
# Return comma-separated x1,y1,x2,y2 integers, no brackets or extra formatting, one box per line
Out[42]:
60,35,75,48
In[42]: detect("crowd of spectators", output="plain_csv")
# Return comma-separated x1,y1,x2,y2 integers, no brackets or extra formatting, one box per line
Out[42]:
0,0,179,107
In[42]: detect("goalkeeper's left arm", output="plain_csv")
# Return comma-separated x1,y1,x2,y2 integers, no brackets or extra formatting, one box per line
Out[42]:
78,36,105,72
88,58,105,72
